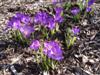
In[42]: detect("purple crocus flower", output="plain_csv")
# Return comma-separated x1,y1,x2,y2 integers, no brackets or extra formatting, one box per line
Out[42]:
55,7,63,15
43,41,63,61
30,40,41,51
86,7,92,12
15,13,30,24
71,7,80,15
72,27,80,34
88,0,95,6
54,7,63,23
55,14,63,23
46,15,55,30
8,17,21,29
34,11,49,25
34,11,44,23
19,26,34,37
38,11,48,25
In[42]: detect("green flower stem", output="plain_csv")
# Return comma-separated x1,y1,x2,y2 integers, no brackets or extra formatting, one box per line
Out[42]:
64,2,71,10
66,35,72,49
42,28,49,39
73,14,80,22
77,0,84,10
34,51,40,64
83,10,87,19
51,29,55,36
17,30,23,41
64,28,77,49
39,43,57,70
39,44,49,70
71,37,77,45
13,30,30,46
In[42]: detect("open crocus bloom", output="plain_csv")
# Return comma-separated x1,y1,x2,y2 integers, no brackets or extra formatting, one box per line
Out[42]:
8,16,21,29
43,41,63,61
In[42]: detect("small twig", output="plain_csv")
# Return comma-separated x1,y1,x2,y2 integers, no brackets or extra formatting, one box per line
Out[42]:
10,54,23,65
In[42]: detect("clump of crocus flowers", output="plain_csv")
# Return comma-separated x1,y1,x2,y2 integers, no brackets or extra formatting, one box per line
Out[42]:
8,6,64,61
7,0,95,70
30,40,63,61
71,6,80,15
34,7,63,30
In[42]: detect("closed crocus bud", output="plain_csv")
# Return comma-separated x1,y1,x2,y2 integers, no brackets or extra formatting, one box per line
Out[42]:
54,7,63,23
88,0,95,6
71,7,80,15
72,26,80,34
86,7,92,12
47,16,55,30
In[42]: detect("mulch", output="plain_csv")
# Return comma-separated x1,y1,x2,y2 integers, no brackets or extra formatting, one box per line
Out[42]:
0,1,100,75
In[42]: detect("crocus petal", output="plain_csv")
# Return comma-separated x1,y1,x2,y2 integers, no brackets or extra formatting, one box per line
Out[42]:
30,40,40,51
19,26,34,37
88,0,95,6
55,7,63,15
